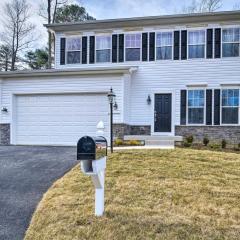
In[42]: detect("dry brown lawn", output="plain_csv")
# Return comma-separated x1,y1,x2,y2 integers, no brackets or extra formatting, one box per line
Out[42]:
25,149,240,240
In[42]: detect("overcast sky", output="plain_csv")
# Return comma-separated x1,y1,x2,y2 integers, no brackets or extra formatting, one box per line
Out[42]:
0,0,239,49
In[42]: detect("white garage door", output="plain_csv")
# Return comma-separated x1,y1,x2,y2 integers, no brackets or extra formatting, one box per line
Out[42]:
14,93,109,145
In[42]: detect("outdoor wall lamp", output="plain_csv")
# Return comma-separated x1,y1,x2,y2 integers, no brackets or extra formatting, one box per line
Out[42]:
147,95,151,105
1,107,8,113
113,101,118,110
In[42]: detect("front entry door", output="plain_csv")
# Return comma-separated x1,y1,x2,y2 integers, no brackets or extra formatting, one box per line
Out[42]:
154,94,172,132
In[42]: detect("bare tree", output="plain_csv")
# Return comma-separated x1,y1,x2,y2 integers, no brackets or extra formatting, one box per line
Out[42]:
39,0,68,68
0,0,35,71
0,45,12,71
182,0,222,13
233,3,240,10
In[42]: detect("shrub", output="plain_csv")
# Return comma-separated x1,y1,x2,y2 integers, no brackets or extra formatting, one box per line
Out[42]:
209,143,221,150
203,136,209,146
185,135,194,144
238,143,240,149
221,139,227,149
128,140,140,146
114,138,123,146
182,141,191,148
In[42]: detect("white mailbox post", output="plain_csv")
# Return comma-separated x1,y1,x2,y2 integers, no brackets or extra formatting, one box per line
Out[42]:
77,124,107,216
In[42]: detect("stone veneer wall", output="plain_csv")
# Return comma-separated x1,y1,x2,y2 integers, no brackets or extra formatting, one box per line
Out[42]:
0,124,10,145
175,126,240,145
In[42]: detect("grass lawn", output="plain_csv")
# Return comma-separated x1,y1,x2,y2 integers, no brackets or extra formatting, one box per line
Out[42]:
25,149,240,240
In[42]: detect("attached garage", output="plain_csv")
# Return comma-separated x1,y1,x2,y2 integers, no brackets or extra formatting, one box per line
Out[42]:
13,93,109,146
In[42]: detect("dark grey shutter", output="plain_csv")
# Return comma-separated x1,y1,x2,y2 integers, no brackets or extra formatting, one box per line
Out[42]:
214,89,221,125
215,28,221,58
206,89,212,125
82,36,88,64
112,34,118,63
89,36,95,64
149,32,155,61
174,31,180,60
118,34,124,62
180,90,187,125
142,33,148,61
60,38,66,65
181,30,187,60
207,29,213,59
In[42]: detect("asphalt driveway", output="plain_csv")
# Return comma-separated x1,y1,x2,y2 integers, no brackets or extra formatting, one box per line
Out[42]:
0,146,77,240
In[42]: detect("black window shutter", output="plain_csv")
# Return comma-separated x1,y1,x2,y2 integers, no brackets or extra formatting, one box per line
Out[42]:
180,90,187,125
214,89,221,125
112,34,118,63
118,34,124,62
207,29,213,59
60,38,66,65
149,32,155,61
215,28,221,58
89,36,95,64
174,31,180,60
82,36,88,64
181,30,187,60
206,89,212,125
142,33,148,61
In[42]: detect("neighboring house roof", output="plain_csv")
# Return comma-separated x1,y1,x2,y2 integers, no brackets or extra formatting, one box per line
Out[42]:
44,10,240,32
0,66,138,79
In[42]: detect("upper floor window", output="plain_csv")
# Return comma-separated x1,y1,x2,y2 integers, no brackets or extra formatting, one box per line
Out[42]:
188,30,205,59
125,33,141,61
188,90,205,124
222,89,239,124
96,36,111,63
156,32,173,60
66,37,81,64
222,28,240,57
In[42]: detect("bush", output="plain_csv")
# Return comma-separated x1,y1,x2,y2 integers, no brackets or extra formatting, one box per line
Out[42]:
114,138,123,146
128,140,140,146
182,141,191,148
203,136,209,146
185,135,194,144
209,143,221,150
221,139,227,149
238,143,240,149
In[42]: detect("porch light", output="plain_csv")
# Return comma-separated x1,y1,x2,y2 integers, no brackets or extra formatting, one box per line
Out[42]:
147,95,151,105
1,107,8,113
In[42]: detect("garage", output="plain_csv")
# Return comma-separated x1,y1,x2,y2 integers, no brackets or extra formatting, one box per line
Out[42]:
13,93,109,146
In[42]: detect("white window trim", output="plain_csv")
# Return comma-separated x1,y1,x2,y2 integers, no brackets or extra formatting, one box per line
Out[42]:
187,88,206,126
221,26,240,58
187,29,206,60
65,36,82,65
155,30,174,61
220,88,240,126
124,32,142,62
95,35,112,63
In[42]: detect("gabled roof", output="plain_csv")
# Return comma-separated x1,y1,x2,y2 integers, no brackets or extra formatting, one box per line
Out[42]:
44,10,240,32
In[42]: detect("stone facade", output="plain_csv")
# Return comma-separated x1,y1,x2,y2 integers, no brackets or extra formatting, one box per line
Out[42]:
113,124,151,139
175,126,240,145
0,124,10,145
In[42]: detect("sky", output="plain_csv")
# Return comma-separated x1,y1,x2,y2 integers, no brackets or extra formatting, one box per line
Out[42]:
0,0,239,49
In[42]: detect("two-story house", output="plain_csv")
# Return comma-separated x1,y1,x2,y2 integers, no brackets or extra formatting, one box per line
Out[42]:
0,11,239,147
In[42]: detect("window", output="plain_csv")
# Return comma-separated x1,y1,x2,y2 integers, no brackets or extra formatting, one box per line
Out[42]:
156,32,173,60
221,89,239,124
188,90,205,124
222,28,240,57
66,37,81,64
188,30,205,59
96,36,111,63
125,34,141,61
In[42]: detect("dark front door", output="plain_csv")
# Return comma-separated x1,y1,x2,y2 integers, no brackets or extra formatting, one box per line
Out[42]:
154,94,172,132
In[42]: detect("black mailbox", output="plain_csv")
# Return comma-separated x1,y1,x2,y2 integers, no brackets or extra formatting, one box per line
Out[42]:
77,136,107,161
